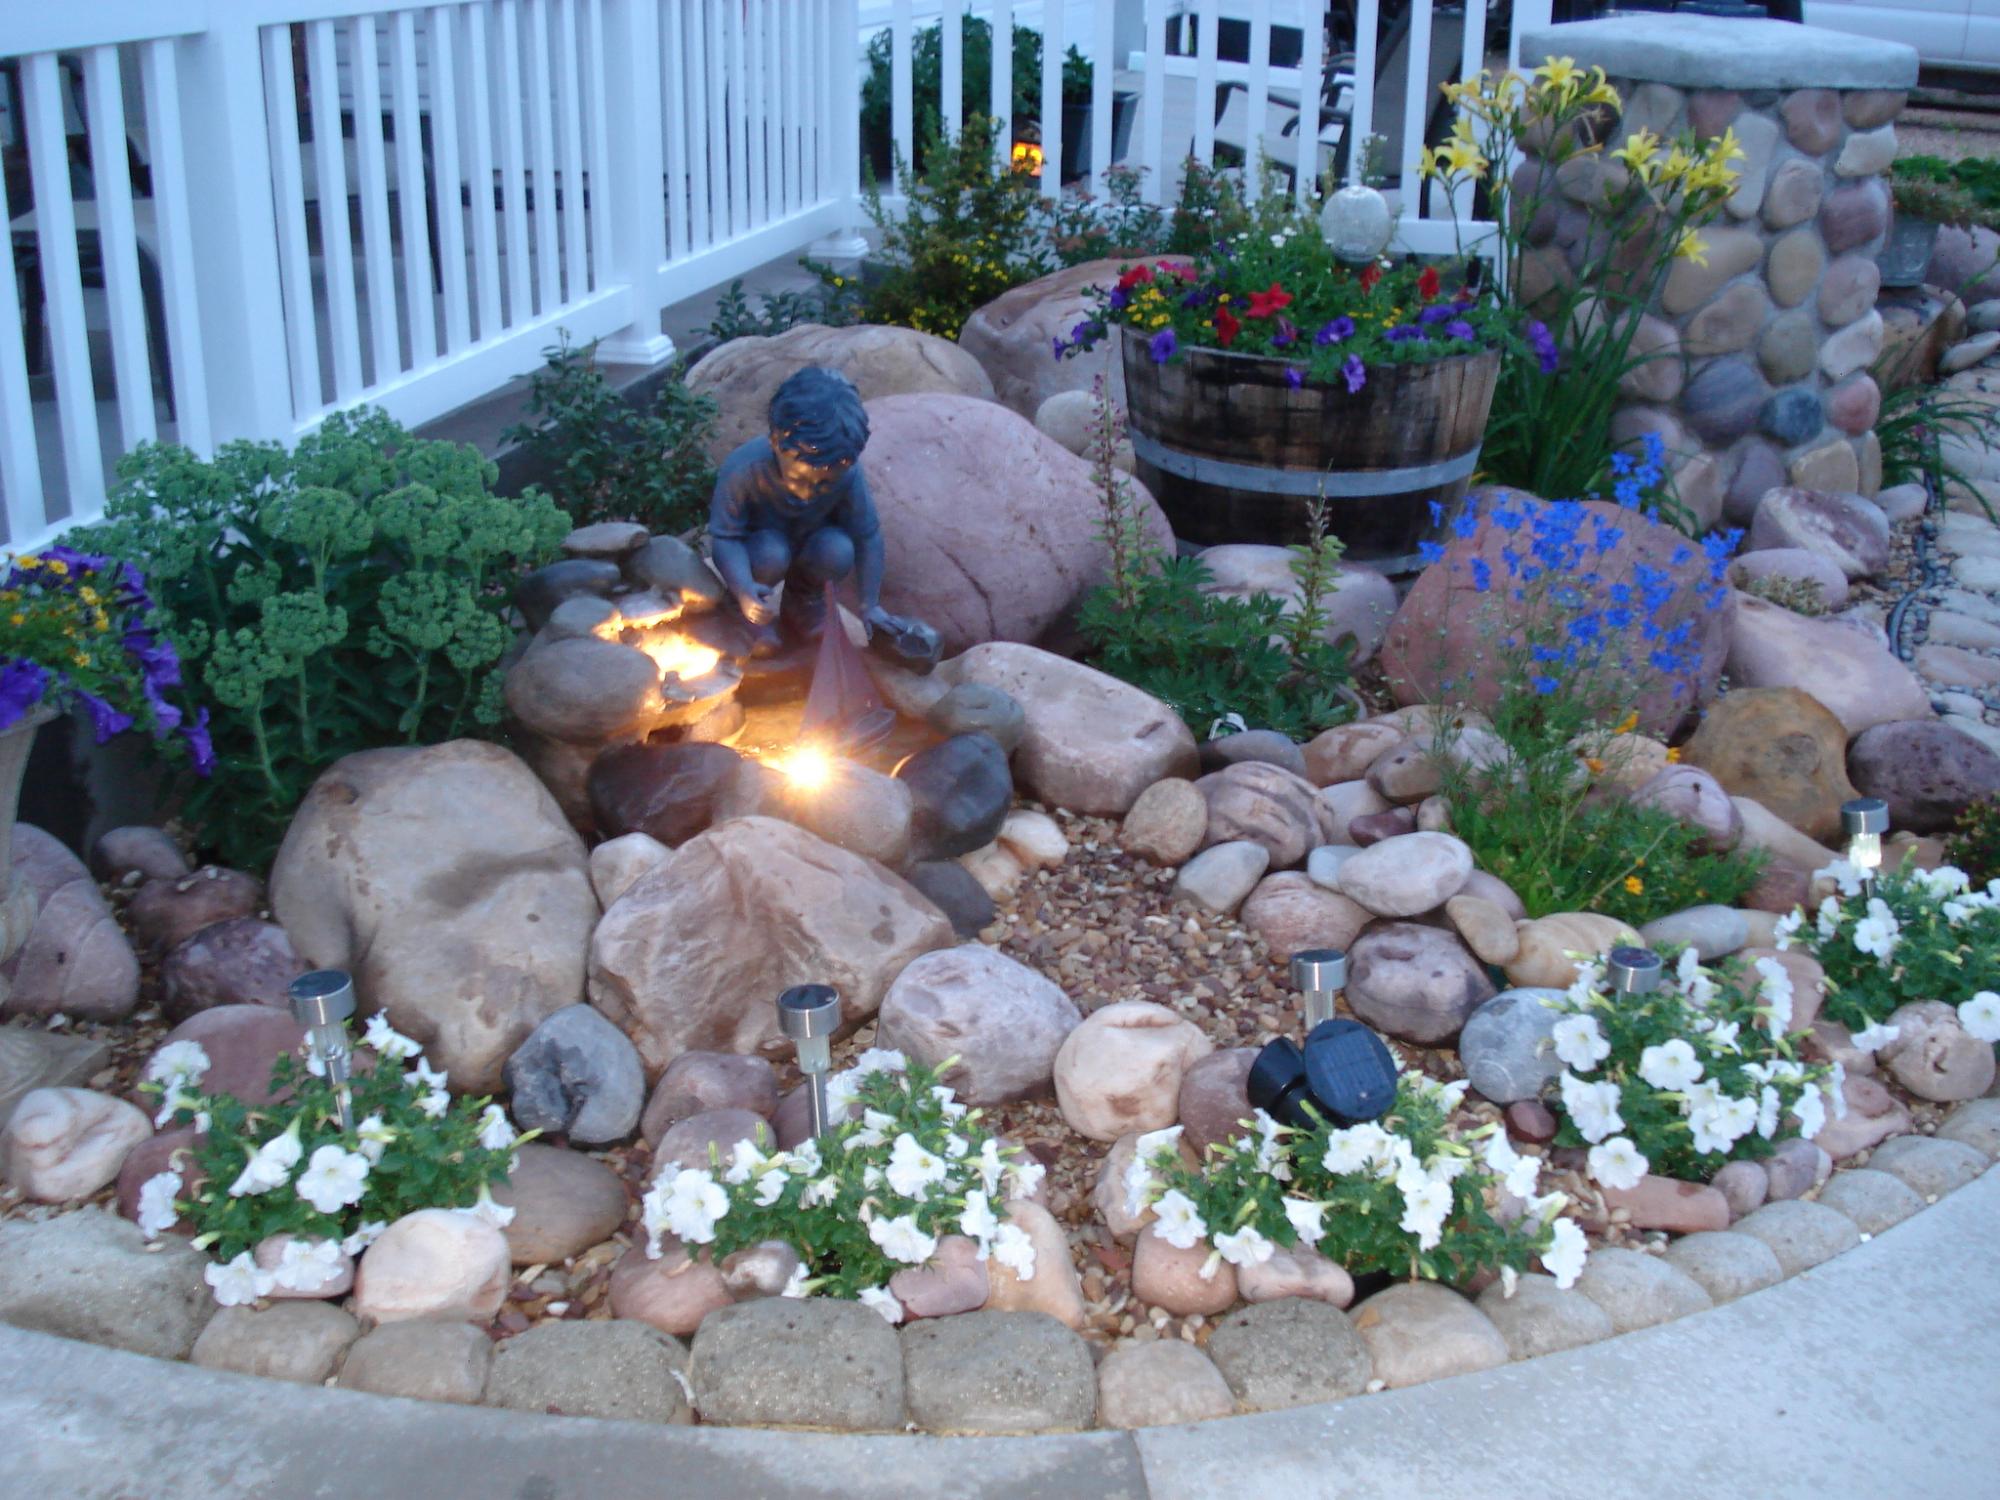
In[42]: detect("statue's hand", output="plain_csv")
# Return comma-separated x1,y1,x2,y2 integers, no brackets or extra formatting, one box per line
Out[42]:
740,584,779,627
859,603,899,640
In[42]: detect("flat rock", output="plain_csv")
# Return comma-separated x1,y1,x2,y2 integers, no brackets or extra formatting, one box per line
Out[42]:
1476,1273,1615,1360
489,1143,628,1266
90,826,189,885
1349,1282,1509,1389
1814,1071,1914,1160
1638,905,1749,962
1506,913,1641,989
485,1320,691,1423
191,1302,359,1384
1095,1341,1237,1428
900,1310,1096,1434
1573,1246,1714,1332
1728,547,1851,611
1660,1230,1785,1303
888,1234,988,1320
1812,1168,1925,1235
337,1320,493,1403
1173,841,1270,916
1732,1199,1861,1274
1447,894,1520,965
1748,486,1890,579
1303,722,1408,786
1332,832,1473,917
1725,594,1931,736
159,918,302,1021
0,1207,212,1358
689,1298,905,1431
1199,729,1309,778
875,945,1081,1105
1847,719,2000,835
1204,1297,1372,1412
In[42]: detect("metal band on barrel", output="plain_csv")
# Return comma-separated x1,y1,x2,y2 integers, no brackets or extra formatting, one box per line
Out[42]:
1127,431,1481,498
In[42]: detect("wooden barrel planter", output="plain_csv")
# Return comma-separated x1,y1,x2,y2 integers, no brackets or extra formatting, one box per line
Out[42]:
1120,327,1500,570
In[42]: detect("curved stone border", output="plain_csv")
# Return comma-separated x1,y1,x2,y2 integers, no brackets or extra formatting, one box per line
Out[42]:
1,1100,1994,1496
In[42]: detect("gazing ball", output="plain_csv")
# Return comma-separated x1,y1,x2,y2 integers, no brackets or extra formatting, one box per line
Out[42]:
1320,184,1395,265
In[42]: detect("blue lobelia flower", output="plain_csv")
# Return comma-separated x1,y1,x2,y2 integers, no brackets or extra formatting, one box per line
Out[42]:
1419,540,1448,566
1469,557,1492,592
1531,675,1561,695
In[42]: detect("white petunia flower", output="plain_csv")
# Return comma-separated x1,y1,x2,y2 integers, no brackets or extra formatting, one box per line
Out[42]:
992,1222,1037,1279
885,1133,950,1202
1542,1217,1588,1289
1251,1110,1292,1181
1848,1021,1901,1053
1551,1014,1611,1072
1689,1093,1758,1155
642,1165,729,1251
1959,992,2000,1044
341,1221,387,1256
295,1145,371,1214
823,1049,907,1119
942,1133,970,1160
960,1190,1000,1253
1703,1021,1741,1054
416,1088,451,1119
135,1171,182,1240
1397,1177,1452,1251
1815,896,1844,939
857,1285,905,1324
1005,1157,1046,1202
868,1213,937,1265
468,1182,516,1229
722,1138,770,1186
1151,1190,1207,1250
930,1085,967,1121
1638,1038,1703,1092
363,1014,421,1060
1213,1224,1277,1269
753,1170,788,1208
1320,1126,1375,1176
1772,909,1803,951
354,1113,396,1164
476,1105,516,1154
145,1041,211,1088
1757,1086,1782,1140
1827,1062,1849,1121
408,1055,449,1094
787,1139,824,1178
844,1109,897,1152
205,1251,274,1308
1793,1084,1827,1140
1852,899,1901,962
1754,957,1794,1037
780,1265,812,1298
1817,860,1864,898
1499,1264,1520,1298
272,1237,347,1293
1283,1198,1327,1245
1586,1136,1648,1191
1559,1072,1625,1144
801,1175,842,1209
1923,865,1971,899
1482,1131,1542,1200
228,1120,304,1197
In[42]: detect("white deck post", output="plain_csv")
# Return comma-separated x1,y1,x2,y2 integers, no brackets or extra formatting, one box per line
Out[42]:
598,0,674,362
811,0,870,260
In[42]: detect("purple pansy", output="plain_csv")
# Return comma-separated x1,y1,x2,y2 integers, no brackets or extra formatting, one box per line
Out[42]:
1148,328,1178,364
1383,325,1427,344
1315,316,1355,346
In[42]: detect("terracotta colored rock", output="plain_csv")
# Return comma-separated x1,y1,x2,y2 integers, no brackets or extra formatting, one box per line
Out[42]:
1237,1244,1355,1307
940,643,1199,816
983,1200,1085,1328
1119,778,1208,865
1363,739,1441,804
875,944,1082,1104
1813,1071,1913,1159
889,1234,990,1319
1848,719,2000,835
640,1052,778,1144
159,918,303,1022
1748,487,1891,580
1727,548,1851,611
610,1239,733,1336
1346,922,1495,1045
1303,721,1408,786
1711,1159,1770,1219
0,1087,152,1201
1379,494,1732,736
1820,179,1890,255
684,321,993,461
1,825,139,1021
127,866,263,956
149,1006,308,1106
114,1125,202,1230
1725,594,1931,736
1349,1282,1508,1388
1879,1001,1998,1103
654,1109,772,1172
1446,895,1520,966
1176,1048,1258,1156
1131,1223,1237,1316
1053,1001,1213,1141
90,826,189,885
1681,687,1857,843
353,1209,511,1325
489,1143,629,1265
1505,1099,1558,1143
1597,1174,1731,1234
1349,808,1418,845
1239,873,1372,958
864,393,1174,656
589,817,952,1075
1506,914,1639,989
1196,761,1326,870
1628,764,1744,851
958,258,1129,417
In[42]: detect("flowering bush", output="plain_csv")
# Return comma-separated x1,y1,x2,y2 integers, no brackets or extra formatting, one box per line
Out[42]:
1781,862,2000,1044
1541,949,1840,1188
1126,1072,1586,1289
137,1016,521,1303
1425,444,1765,923
640,1052,1046,1322
0,545,209,766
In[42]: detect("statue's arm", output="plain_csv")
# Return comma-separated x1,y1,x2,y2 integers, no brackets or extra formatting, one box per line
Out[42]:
847,469,887,614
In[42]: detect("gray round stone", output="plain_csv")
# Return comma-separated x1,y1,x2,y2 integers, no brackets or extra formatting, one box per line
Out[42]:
1864,1135,1989,1199
1205,1297,1372,1412
1095,1340,1237,1428
689,1299,905,1431
1661,1230,1785,1304
0,1208,213,1360
924,684,1027,754
1199,729,1309,779
1935,1099,2000,1160
486,1319,691,1423
1813,1167,1925,1235
1475,1273,1615,1360
900,1310,1096,1434
1638,904,1750,961
1573,1246,1715,1333
337,1321,493,1404
1459,989,1564,1105
1349,1282,1508,1389
191,1302,360,1385
1731,1199,1861,1274
503,1004,646,1144
1758,389,1826,447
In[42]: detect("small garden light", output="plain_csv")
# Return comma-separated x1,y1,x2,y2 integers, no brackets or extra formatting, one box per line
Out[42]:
1289,948,1346,1030
288,970,356,1131
1606,946,1664,997
778,984,842,1138
1842,797,1889,889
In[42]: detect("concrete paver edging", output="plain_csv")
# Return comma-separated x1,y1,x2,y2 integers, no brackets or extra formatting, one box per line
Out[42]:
1,1169,1995,1500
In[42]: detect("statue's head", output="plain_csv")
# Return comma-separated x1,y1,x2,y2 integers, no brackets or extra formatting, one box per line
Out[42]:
768,367,869,500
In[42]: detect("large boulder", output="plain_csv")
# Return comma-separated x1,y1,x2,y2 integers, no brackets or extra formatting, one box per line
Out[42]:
874,945,1081,1105
1724,594,1931,736
589,817,953,1075
1378,493,1734,736
1,825,139,1021
1195,545,1399,665
1847,720,2000,834
270,741,599,1093
958,258,1130,417
861,393,1174,657
684,321,995,462
1681,687,1857,844
1747,487,1891,579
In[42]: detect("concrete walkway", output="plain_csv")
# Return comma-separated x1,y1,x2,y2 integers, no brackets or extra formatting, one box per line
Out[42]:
3,1169,1996,1500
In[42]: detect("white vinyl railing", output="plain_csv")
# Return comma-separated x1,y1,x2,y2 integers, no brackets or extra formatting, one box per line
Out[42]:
2,0,1553,551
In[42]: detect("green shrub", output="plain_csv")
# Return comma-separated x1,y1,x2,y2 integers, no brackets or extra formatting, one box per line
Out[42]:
1946,795,2000,885
1892,154,2000,232
78,410,568,865
503,336,718,532
705,275,865,344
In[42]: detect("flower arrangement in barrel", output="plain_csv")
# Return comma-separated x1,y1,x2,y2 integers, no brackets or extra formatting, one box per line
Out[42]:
0,543,210,766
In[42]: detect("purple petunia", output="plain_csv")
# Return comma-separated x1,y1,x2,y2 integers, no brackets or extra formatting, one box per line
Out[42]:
1284,366,1304,389
1149,328,1178,365
1315,317,1355,346
1526,319,1560,375
1416,304,1458,326
1270,318,1298,348
183,706,215,776
1341,354,1367,394
1383,325,1427,344
75,689,134,745
1444,319,1476,341
0,660,48,732
1108,286,1132,312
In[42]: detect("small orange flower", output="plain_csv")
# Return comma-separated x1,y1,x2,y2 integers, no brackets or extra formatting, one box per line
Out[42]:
1584,757,1606,776
1613,710,1639,735
1665,746,1682,763
1624,875,1644,895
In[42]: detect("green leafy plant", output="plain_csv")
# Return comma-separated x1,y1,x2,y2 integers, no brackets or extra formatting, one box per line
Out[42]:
136,1017,521,1287
1946,795,2000,885
78,410,568,865
1738,572,1828,616
1036,162,1173,267
1892,154,2000,232
1871,371,1999,522
859,16,1059,178
1125,1072,1585,1287
1782,862,2000,1038
705,275,866,344
1540,948,1837,1186
1074,387,1355,740
639,1051,1044,1315
503,336,718,532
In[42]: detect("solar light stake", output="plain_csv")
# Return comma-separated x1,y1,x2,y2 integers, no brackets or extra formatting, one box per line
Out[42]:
1842,797,1889,892
778,985,842,1138
289,970,356,1132
1606,946,1664,997
1290,949,1347,1032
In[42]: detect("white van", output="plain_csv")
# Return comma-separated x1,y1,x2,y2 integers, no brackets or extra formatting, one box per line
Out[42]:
1804,0,2000,73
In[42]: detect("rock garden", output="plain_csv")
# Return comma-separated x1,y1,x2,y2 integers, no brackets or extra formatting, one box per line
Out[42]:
1,17,1998,1444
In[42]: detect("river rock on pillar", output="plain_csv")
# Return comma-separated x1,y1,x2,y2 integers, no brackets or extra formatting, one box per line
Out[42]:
588,817,955,1076
270,742,599,1093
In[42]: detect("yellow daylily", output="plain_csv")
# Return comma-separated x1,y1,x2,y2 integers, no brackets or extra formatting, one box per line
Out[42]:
1610,128,1661,183
1674,228,1709,266
1534,56,1583,93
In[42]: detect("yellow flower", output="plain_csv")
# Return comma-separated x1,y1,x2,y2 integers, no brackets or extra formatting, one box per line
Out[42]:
1711,125,1748,165
1665,747,1682,764
44,559,68,577
6,613,21,627
1584,757,1607,776
1674,228,1709,266
1614,710,1639,735
1534,56,1582,93
1610,128,1660,183
1624,875,1644,896
1441,136,1488,177
1584,70,1622,109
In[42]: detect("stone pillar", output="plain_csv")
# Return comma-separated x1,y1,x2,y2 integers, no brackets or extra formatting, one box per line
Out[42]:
1517,16,1919,525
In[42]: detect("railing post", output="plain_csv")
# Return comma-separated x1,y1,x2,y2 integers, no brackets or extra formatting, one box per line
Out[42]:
812,0,869,260
598,0,675,363
176,19,294,443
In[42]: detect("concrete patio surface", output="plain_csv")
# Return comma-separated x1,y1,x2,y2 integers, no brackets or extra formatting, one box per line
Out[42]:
1,1166,1994,1500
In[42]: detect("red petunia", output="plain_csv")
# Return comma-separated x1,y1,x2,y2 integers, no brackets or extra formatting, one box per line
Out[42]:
1245,281,1293,319
1417,265,1442,301
1116,263,1156,291
1358,263,1383,292
1214,307,1242,347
